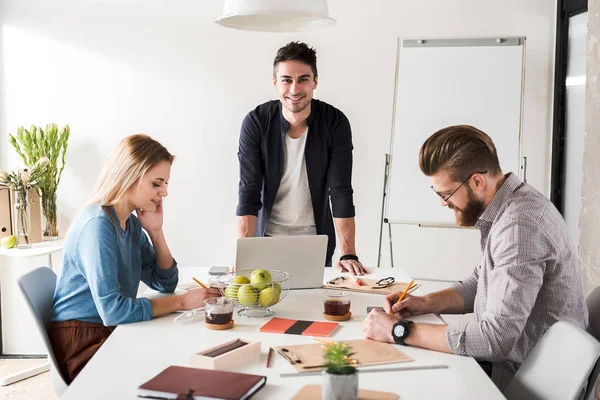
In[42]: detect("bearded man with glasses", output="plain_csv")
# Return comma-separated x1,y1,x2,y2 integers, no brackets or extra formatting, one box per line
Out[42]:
362,125,588,392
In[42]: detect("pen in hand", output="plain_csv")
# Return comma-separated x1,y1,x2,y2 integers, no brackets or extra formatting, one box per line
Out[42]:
389,279,415,315
193,277,207,289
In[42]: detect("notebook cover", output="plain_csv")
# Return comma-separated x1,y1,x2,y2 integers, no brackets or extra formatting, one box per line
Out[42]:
259,318,338,337
292,384,399,400
301,321,339,337
138,365,266,400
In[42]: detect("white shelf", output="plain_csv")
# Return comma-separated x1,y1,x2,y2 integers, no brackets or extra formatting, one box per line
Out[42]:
0,240,65,258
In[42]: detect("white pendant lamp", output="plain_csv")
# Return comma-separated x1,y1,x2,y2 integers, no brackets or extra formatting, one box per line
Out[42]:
215,0,336,32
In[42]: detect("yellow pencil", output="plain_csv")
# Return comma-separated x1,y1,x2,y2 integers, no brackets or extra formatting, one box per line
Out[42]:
193,277,207,289
389,279,415,314
313,337,347,348
313,337,336,345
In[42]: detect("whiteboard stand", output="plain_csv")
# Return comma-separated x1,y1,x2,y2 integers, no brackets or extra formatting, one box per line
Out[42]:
377,154,393,268
377,36,526,269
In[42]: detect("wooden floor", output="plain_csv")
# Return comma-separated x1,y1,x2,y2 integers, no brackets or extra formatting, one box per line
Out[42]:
0,359,57,400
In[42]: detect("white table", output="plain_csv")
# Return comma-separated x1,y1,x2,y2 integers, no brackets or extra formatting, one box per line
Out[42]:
62,267,505,400
0,240,64,355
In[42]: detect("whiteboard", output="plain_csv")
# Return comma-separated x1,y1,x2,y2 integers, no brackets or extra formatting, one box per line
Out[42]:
385,38,525,225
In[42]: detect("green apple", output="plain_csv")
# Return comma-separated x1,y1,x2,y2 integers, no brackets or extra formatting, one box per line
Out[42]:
237,284,258,307
273,282,282,294
250,269,272,290
231,275,250,285
259,286,280,307
224,284,239,300
224,275,251,300
1,235,16,249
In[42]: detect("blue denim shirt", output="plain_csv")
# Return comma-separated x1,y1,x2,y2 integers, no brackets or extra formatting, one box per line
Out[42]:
236,99,355,266
52,205,178,326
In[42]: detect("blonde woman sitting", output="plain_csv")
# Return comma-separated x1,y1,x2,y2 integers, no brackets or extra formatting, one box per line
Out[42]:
50,134,218,383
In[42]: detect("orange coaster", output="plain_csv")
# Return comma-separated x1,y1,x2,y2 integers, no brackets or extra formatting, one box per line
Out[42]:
323,312,351,321
205,320,234,330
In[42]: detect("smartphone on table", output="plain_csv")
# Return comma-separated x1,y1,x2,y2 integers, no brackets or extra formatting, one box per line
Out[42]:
208,266,230,276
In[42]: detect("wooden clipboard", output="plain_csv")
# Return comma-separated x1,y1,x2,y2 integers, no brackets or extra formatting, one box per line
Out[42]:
322,277,410,295
292,384,399,400
274,339,413,373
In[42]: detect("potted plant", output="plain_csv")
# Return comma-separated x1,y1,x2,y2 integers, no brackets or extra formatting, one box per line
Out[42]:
322,341,358,400
0,158,49,248
9,124,70,240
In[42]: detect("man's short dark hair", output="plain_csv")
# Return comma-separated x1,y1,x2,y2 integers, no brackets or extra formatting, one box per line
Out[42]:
273,41,318,78
419,125,502,182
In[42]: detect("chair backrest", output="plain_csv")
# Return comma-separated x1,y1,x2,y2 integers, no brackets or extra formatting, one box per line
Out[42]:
17,267,68,396
587,286,600,341
504,321,600,400
585,286,600,400
584,359,600,400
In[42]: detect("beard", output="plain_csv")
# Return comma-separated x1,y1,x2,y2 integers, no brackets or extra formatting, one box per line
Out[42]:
449,188,485,227
283,95,311,113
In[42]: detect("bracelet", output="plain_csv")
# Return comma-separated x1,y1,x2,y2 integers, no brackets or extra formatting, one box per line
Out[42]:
340,254,359,262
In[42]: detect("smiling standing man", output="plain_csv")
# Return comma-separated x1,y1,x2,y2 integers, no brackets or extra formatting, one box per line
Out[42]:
362,125,588,391
236,41,368,275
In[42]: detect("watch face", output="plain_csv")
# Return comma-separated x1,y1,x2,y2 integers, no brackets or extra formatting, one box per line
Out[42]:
393,324,405,338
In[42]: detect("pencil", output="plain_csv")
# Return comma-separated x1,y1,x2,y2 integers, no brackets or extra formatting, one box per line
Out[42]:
193,277,207,289
313,337,347,347
389,279,415,314
407,284,421,295
313,337,336,345
266,347,273,368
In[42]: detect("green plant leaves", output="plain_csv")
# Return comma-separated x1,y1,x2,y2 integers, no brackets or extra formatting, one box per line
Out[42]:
8,124,70,228
8,124,70,194
322,341,357,375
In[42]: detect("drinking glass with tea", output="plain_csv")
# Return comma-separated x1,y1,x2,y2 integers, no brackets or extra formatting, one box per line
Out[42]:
323,291,352,321
204,297,234,330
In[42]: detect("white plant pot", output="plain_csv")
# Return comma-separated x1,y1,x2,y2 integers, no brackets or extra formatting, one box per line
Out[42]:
322,371,358,400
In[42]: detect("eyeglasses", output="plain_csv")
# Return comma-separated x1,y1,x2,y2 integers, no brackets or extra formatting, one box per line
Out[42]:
430,171,488,204
372,277,395,289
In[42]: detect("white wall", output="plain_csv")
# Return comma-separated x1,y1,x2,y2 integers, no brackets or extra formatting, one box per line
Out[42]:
0,0,557,277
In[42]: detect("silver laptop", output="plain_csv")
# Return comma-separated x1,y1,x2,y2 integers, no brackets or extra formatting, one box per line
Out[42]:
236,235,328,289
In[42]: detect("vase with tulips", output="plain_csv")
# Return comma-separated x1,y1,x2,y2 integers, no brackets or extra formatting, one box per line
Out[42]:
9,124,70,240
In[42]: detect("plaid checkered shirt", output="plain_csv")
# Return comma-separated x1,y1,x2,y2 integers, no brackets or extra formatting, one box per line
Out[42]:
446,173,589,391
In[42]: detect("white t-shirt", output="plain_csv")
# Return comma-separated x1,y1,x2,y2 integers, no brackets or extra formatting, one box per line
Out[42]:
266,128,317,236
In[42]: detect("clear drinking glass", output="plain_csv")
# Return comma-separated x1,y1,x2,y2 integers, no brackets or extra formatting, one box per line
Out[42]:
204,297,234,325
323,291,351,316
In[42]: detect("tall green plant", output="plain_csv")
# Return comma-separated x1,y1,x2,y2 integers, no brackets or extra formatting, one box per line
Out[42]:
9,124,70,237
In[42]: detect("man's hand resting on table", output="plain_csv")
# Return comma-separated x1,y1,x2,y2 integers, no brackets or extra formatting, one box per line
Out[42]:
336,259,370,276
362,309,396,343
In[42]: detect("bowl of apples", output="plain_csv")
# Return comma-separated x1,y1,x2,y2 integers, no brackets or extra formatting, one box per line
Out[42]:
216,269,291,318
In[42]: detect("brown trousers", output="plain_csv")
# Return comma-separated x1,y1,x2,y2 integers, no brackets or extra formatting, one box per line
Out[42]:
49,320,116,384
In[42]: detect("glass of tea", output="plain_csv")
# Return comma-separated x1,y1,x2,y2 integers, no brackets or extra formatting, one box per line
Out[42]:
323,291,351,317
204,297,234,325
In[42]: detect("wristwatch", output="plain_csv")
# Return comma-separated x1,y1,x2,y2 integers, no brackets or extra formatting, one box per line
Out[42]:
391,320,414,345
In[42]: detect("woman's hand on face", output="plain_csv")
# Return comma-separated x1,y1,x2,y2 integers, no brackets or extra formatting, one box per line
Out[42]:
181,288,220,310
137,203,164,235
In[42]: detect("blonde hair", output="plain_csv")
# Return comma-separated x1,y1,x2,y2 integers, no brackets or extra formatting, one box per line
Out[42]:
88,134,175,206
